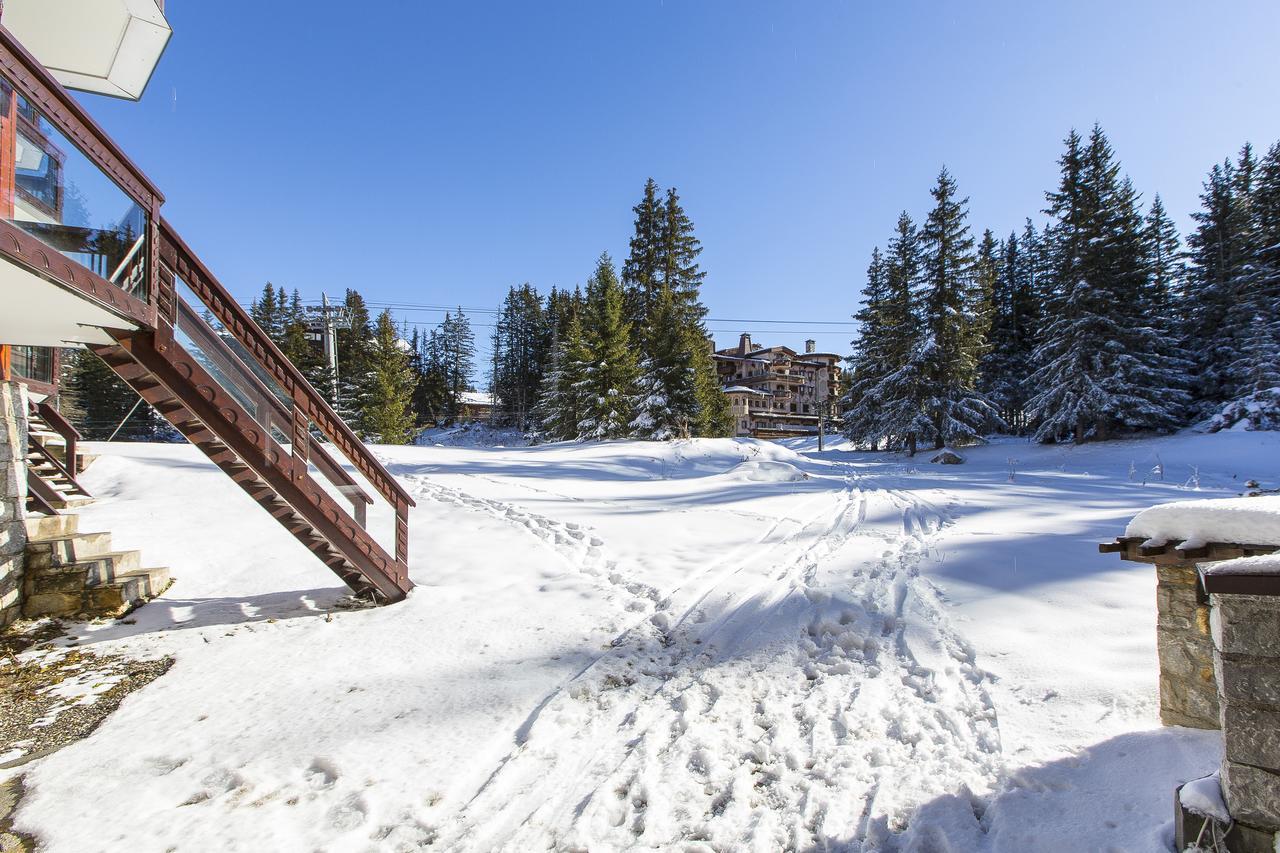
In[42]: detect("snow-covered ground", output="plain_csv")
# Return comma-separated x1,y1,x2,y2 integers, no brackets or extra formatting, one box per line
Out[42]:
11,430,1280,851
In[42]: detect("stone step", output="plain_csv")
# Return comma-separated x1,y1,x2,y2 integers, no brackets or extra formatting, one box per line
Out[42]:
23,513,78,540
22,564,169,619
44,495,94,509
24,531,114,568
29,549,143,586
116,567,170,599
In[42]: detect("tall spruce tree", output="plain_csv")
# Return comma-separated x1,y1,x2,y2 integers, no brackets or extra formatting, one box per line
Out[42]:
578,253,640,440
438,309,477,423
335,289,373,429
980,230,1038,432
1027,126,1188,442
843,212,930,452
534,306,590,440
360,310,417,444
622,178,665,337
914,168,999,449
491,284,546,430
631,284,698,439
841,246,892,446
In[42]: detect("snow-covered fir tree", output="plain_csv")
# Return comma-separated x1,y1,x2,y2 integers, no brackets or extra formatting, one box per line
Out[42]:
1026,126,1189,442
979,229,1039,432
631,284,698,439
360,310,417,444
533,308,590,441
621,178,664,337
914,168,1000,449
577,254,640,440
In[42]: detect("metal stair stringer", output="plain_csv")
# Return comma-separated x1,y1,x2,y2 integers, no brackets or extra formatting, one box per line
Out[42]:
89,335,410,603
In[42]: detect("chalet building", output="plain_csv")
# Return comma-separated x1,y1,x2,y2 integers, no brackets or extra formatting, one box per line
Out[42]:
0,2,414,628
713,333,842,438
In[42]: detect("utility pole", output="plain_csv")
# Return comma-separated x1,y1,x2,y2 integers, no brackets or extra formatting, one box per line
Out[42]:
305,293,350,404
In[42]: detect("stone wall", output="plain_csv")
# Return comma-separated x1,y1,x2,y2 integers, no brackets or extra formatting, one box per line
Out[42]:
0,381,28,629
1212,592,1280,837
1156,563,1219,729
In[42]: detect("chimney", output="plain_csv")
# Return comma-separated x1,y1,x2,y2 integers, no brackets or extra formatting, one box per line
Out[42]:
805,339,816,354
739,333,752,355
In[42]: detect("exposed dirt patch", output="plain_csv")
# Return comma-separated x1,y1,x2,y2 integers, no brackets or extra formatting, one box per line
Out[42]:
1,621,173,770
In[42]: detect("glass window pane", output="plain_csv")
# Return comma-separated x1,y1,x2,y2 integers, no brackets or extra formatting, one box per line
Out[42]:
0,77,148,300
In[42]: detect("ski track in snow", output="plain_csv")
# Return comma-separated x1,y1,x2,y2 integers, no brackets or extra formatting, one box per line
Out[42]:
405,465,1003,852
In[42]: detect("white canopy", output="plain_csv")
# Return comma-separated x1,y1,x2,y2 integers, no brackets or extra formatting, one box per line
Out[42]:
3,0,171,101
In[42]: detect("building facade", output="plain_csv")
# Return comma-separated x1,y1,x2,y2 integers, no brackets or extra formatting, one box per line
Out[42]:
713,334,842,438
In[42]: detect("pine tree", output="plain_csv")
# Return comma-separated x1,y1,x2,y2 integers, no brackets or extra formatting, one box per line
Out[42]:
1027,126,1188,442
689,331,733,437
631,284,698,439
413,327,450,425
250,282,281,343
578,253,640,440
439,309,476,423
842,213,928,451
61,347,166,440
657,188,709,327
651,186,728,436
1142,195,1186,318
534,308,590,440
622,178,665,337
359,310,417,444
979,230,1039,432
842,246,890,446
914,168,999,449
335,289,373,429
491,284,546,430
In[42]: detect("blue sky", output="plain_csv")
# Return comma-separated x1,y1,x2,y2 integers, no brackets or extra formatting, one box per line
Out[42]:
83,1,1280,361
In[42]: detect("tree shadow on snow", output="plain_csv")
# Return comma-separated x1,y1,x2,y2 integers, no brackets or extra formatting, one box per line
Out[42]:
818,727,1221,853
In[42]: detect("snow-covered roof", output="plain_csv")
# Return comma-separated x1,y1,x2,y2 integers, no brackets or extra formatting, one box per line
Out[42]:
722,386,768,396
459,391,494,407
1125,495,1280,547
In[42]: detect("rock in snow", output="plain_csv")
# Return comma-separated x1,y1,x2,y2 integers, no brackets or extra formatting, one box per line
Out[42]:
931,449,966,465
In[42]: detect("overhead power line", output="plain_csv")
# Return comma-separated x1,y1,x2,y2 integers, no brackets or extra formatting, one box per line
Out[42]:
296,298,857,328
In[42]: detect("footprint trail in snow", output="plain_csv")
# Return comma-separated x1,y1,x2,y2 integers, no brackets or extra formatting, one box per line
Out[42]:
407,466,1003,852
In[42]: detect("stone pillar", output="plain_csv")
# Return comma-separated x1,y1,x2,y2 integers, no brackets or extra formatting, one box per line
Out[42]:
0,380,28,629
1211,592,1280,840
1156,564,1219,728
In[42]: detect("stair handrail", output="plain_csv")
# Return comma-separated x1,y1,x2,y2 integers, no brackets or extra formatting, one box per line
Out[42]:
155,220,415,522
27,434,89,498
173,297,374,520
31,399,81,475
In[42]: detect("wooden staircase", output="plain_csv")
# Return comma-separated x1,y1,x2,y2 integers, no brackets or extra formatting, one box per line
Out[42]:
90,338,400,601
0,26,414,606
22,513,169,619
24,403,91,513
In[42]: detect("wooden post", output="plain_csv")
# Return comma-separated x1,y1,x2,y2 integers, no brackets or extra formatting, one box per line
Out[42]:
0,344,9,381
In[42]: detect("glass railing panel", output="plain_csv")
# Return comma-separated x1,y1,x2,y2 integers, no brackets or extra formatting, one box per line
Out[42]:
0,75,148,300
172,274,400,559
172,290,292,459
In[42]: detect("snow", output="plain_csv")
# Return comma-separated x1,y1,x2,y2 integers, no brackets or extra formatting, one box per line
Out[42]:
1202,553,1280,576
1179,772,1229,822
1126,495,1280,546
12,429,1278,850
458,391,493,406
